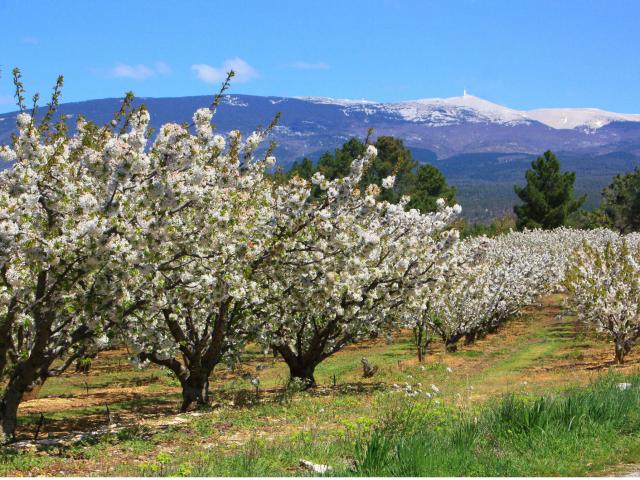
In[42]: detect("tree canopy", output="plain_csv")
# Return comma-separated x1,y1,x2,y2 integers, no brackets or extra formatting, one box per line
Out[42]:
601,168,640,233
514,150,586,230
287,136,456,213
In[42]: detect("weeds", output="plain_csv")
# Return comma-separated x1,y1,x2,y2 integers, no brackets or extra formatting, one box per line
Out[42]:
350,372,640,476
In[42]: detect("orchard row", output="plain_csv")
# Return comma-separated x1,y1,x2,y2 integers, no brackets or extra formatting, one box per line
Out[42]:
1,93,638,442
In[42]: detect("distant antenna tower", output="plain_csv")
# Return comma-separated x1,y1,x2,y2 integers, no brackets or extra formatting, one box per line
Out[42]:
463,88,468,97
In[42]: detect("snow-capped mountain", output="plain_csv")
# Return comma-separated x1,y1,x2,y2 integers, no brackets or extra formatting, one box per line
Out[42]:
2,92,640,159
299,92,640,130
524,107,640,130
1,92,639,220
299,93,530,126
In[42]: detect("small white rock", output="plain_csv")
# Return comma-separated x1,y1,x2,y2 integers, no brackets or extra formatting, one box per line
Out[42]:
300,459,332,474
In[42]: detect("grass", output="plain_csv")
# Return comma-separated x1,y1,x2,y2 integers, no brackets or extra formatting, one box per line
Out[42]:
452,349,483,358
17,395,178,427
37,363,165,398
86,372,640,477
4,294,640,476
135,432,356,477
349,373,640,476
0,450,56,476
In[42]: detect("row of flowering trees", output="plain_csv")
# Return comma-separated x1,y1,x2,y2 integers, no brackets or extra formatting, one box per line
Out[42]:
407,228,640,356
0,77,464,441
566,232,640,364
1,75,639,443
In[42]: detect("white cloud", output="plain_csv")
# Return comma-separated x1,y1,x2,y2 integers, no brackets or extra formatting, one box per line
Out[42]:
21,36,39,45
97,62,172,80
155,61,171,75
191,58,258,84
291,61,330,70
109,64,155,80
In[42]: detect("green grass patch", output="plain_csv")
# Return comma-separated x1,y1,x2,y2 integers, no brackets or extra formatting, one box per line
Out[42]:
0,450,55,476
135,431,356,477
453,349,483,358
348,372,640,476
115,374,640,476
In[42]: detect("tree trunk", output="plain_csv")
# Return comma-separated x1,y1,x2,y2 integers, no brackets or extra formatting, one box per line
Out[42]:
414,324,429,362
0,390,21,444
445,343,458,353
614,340,627,365
179,375,210,412
138,350,219,413
444,337,459,353
487,323,500,334
464,330,477,345
288,362,317,388
274,344,319,389
0,361,43,443
20,379,44,402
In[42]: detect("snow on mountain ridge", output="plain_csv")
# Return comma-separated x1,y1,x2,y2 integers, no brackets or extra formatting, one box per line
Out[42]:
295,96,375,106
389,94,530,125
299,93,640,130
525,108,640,130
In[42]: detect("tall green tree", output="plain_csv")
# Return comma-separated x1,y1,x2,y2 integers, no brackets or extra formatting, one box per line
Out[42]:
408,163,457,213
286,136,456,213
361,136,417,204
514,150,585,230
318,137,366,180
601,167,640,233
288,157,315,179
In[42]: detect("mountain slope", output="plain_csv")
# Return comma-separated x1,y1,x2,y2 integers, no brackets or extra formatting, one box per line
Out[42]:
1,93,639,221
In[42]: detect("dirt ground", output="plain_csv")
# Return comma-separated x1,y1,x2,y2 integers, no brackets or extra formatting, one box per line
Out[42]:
5,294,640,476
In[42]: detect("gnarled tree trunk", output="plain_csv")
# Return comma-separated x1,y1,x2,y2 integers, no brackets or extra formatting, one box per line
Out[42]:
0,356,50,444
179,374,210,412
139,352,217,412
444,340,458,353
0,297,59,444
287,361,317,388
274,345,320,389
464,329,478,345
270,315,356,390
614,338,632,365
1,382,26,444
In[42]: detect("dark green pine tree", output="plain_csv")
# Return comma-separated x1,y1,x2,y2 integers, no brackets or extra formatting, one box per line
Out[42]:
284,135,456,213
361,136,417,204
407,163,457,213
601,167,640,233
288,157,315,179
514,150,586,230
318,137,366,180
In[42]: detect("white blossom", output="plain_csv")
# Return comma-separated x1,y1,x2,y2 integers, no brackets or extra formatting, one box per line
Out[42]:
382,175,396,189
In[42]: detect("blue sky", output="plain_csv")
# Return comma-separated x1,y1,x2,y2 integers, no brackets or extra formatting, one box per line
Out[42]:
1,0,639,113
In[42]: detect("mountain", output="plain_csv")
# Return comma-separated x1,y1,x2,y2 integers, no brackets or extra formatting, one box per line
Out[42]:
2,92,640,221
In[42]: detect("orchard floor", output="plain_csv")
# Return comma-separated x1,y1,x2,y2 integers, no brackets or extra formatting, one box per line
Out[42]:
3,294,640,476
